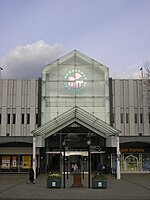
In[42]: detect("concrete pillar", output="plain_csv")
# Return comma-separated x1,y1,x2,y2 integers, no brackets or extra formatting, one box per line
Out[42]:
116,136,121,180
33,135,36,180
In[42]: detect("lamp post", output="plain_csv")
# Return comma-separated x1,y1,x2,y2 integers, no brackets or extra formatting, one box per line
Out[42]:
63,140,66,188
33,134,36,180
116,136,121,180
87,140,91,188
0,67,3,79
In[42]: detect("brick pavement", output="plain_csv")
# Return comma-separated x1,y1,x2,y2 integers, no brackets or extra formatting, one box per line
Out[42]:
0,173,150,200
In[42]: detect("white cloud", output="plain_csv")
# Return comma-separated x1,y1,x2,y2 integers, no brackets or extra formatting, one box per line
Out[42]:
0,41,64,79
110,71,141,79
109,62,143,79
0,42,143,80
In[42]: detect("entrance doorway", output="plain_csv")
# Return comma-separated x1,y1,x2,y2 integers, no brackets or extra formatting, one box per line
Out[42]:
45,122,108,174
65,151,88,173
91,152,105,171
46,151,105,173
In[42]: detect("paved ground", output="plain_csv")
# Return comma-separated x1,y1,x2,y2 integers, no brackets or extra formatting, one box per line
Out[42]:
0,173,150,200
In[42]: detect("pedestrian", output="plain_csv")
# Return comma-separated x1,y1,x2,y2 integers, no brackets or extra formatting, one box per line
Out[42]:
71,163,78,171
29,167,35,183
97,163,103,175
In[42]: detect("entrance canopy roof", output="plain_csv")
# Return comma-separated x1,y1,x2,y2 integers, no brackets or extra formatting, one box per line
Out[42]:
32,106,120,138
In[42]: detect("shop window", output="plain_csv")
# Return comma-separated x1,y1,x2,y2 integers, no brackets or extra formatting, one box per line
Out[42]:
1,155,11,169
7,114,10,124
1,155,18,172
22,155,31,169
27,114,30,124
20,155,32,172
0,155,35,173
125,154,138,172
142,154,150,171
11,156,18,170
13,114,16,124
21,114,24,124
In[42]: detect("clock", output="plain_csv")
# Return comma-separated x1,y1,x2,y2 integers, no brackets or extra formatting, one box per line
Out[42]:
64,69,87,91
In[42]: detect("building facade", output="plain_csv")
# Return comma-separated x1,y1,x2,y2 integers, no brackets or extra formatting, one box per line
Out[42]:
0,50,150,174
112,79,150,172
0,79,40,172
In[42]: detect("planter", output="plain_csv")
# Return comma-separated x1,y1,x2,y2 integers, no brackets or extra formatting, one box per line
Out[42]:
47,177,61,188
92,176,107,188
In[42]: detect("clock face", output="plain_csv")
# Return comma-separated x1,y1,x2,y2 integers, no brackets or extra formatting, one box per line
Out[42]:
64,69,87,91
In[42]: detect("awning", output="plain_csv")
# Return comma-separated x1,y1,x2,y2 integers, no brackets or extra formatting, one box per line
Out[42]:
32,106,120,139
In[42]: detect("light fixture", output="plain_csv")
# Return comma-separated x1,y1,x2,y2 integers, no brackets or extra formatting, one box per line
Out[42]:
87,140,91,146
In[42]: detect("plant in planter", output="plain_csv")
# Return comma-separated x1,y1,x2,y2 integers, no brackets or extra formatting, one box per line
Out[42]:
47,173,61,188
92,173,107,189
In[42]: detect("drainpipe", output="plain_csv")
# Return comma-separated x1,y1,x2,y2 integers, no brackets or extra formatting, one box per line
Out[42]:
116,135,121,180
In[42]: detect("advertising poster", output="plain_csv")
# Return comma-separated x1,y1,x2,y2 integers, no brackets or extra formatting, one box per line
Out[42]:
2,156,11,169
22,156,31,169
12,156,17,168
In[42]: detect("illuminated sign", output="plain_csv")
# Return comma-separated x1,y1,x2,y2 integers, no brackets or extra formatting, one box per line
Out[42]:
64,69,87,91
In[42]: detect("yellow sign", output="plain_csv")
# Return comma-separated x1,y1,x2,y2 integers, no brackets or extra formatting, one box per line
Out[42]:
22,156,31,169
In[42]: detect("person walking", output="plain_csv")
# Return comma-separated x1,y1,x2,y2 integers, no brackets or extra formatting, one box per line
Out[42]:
29,167,35,183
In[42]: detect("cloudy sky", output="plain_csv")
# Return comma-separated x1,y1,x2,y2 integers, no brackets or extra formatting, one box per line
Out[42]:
0,0,150,79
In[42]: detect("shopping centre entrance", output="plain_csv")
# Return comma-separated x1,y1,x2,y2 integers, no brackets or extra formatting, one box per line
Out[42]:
44,128,112,188
46,150,106,172
32,106,120,179
45,132,107,174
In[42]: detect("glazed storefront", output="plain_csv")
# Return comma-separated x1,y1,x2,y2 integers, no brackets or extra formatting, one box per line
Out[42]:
44,120,113,173
0,154,33,172
0,137,40,173
120,145,150,173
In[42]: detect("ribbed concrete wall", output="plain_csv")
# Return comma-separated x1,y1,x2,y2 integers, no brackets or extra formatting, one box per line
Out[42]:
112,79,150,136
0,79,38,136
